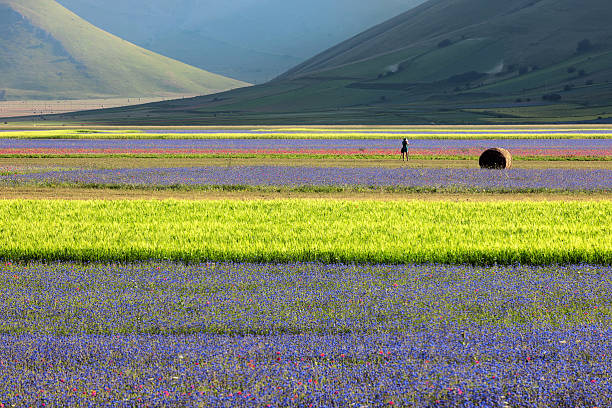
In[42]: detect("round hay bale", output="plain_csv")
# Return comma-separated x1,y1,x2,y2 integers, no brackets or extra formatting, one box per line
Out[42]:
479,148,513,169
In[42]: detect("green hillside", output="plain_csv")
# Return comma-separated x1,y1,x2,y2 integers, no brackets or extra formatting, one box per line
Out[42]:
6,0,612,124
0,0,248,100
280,0,612,79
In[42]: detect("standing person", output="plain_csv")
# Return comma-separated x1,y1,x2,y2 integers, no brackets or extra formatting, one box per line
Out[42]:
400,138,409,161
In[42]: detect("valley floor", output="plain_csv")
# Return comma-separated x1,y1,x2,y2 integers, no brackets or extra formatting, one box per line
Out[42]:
0,125,609,406
0,96,196,118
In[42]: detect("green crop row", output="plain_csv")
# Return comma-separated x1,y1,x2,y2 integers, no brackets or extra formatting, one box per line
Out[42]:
0,199,609,265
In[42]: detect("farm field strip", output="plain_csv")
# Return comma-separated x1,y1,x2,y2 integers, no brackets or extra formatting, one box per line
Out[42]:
2,262,609,335
2,126,612,140
1,138,611,149
1,330,610,407
1,155,609,165
0,262,610,406
1,124,610,406
2,166,611,192
2,186,610,201
2,156,611,173
0,200,610,265
0,138,609,158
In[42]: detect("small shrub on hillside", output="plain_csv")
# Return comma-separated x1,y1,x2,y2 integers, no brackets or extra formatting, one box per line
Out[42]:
448,71,485,83
576,39,592,53
438,39,452,48
542,93,562,101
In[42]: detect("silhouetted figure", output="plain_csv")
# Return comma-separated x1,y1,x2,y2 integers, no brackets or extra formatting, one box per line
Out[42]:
400,138,409,161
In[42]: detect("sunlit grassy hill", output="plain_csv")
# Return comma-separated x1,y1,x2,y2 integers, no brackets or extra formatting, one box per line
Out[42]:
0,0,248,100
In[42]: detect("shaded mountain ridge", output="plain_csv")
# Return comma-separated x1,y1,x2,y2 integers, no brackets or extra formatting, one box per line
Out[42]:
55,0,426,83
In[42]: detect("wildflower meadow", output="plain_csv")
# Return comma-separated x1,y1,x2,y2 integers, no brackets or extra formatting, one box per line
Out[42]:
0,126,610,406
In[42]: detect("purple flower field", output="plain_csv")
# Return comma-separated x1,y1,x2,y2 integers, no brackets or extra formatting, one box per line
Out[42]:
141,128,612,135
1,132,610,406
0,262,610,406
4,128,612,135
1,329,610,407
3,166,611,191
1,137,611,150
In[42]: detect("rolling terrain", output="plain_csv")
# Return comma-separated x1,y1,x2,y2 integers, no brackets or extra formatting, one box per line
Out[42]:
55,0,425,84
6,0,612,124
0,0,248,100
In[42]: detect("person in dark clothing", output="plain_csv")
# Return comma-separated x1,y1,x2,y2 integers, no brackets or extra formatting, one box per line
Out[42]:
400,138,409,161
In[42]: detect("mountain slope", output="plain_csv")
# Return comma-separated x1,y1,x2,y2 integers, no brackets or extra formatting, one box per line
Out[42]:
0,0,248,100
280,0,612,81
12,0,612,124
55,0,425,83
